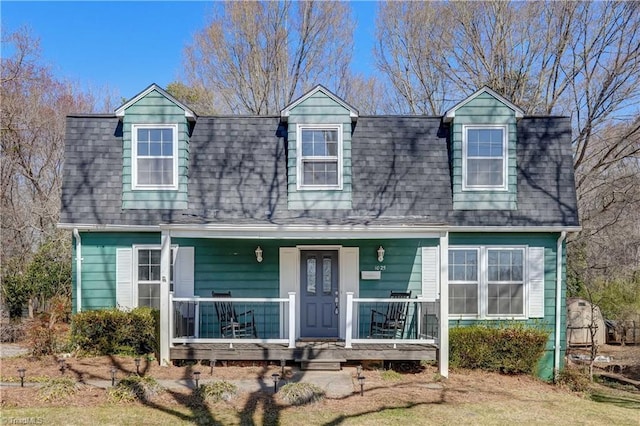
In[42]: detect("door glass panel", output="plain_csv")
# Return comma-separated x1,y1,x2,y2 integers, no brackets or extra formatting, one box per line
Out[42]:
306,258,316,294
322,257,332,294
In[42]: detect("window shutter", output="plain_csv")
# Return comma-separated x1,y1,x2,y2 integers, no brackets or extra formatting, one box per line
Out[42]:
116,248,133,310
174,247,194,297
422,247,439,301
279,248,298,338
529,247,545,318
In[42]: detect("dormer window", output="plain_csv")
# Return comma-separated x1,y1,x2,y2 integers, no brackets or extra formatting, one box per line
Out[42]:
463,125,508,190
132,124,178,190
297,124,342,190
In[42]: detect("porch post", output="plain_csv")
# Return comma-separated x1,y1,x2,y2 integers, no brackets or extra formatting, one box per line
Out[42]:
288,292,296,348
345,292,353,348
169,292,174,347
439,232,449,378
194,295,200,338
159,232,171,365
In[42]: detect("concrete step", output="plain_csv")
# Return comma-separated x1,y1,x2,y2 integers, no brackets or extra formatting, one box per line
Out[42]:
296,358,346,371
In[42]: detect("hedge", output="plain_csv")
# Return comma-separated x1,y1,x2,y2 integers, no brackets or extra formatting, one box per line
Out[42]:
71,307,157,356
450,323,549,375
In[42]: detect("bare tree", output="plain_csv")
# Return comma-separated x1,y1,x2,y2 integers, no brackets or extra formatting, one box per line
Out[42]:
180,0,355,115
374,1,640,291
1,28,94,265
374,2,449,114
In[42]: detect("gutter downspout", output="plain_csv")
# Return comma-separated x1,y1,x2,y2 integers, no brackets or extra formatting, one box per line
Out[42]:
73,228,82,313
554,231,567,382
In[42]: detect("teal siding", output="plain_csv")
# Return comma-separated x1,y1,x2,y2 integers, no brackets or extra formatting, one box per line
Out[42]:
73,231,565,380
72,232,160,313
287,91,353,210
122,89,189,209
451,92,518,210
176,237,435,298
448,233,566,381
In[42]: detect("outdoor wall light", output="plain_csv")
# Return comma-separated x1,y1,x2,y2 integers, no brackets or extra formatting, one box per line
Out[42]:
255,246,263,263
110,367,117,387
272,373,280,393
358,375,366,397
134,358,141,375
193,371,201,388
17,368,26,387
377,246,385,262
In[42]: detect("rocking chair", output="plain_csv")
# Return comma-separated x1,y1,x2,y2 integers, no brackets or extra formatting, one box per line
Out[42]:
212,291,257,338
369,291,412,339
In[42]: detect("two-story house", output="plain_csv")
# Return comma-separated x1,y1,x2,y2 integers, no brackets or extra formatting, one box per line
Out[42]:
59,84,580,380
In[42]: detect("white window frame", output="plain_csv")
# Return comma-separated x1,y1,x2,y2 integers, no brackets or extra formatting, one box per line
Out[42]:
448,245,528,320
131,124,179,190
485,247,526,318
448,248,480,316
296,124,343,190
462,124,508,191
133,245,177,309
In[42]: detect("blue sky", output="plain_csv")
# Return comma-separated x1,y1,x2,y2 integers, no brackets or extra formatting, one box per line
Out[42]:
2,1,378,103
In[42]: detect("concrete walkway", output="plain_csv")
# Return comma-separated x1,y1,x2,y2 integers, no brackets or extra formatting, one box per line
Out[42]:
0,343,29,358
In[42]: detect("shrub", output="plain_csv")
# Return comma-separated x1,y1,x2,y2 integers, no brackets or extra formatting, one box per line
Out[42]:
279,382,325,406
450,323,549,375
108,375,163,403
71,307,157,355
381,369,403,381
38,377,77,402
1,259,29,318
0,321,26,343
557,367,591,392
196,381,238,403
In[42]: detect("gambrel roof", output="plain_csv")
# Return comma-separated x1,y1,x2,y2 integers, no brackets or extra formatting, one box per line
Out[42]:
60,114,579,229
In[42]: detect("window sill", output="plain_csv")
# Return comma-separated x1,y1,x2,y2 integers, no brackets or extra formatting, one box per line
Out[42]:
461,186,509,192
297,185,343,191
449,315,529,320
132,186,179,191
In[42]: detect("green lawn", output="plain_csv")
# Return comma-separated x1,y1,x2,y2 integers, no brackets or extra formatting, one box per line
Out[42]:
3,387,639,426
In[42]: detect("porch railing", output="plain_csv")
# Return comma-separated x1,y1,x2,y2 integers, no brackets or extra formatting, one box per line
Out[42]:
169,292,439,348
170,292,296,348
345,293,439,348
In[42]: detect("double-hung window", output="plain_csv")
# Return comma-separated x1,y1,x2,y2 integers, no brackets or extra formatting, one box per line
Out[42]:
449,247,526,318
448,249,479,315
487,249,524,316
463,126,507,190
132,124,178,189
297,125,342,189
135,247,174,309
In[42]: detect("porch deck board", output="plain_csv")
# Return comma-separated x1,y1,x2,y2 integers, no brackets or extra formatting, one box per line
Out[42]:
170,342,437,362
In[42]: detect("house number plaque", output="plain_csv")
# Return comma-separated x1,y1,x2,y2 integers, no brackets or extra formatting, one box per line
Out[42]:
361,271,381,280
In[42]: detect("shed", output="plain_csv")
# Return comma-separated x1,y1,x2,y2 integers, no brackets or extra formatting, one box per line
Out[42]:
567,297,606,347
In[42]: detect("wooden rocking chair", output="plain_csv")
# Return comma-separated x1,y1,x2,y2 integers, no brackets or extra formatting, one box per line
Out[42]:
212,291,257,338
369,291,412,339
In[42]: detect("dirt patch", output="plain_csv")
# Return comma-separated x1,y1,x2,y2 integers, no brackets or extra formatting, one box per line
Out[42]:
1,354,557,410
2,344,638,411
568,344,640,381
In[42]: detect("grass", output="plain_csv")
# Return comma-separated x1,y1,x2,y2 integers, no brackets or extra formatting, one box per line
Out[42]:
590,392,640,409
4,385,639,426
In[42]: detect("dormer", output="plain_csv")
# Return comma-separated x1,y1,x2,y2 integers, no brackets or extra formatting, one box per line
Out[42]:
444,87,524,210
281,85,358,210
115,84,196,210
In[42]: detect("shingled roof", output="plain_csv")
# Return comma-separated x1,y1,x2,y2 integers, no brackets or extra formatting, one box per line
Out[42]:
59,114,579,228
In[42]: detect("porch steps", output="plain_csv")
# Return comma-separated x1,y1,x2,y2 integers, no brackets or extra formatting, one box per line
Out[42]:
296,358,346,371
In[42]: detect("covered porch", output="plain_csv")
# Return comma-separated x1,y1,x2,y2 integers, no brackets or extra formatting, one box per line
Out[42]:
168,293,442,371
156,224,450,376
